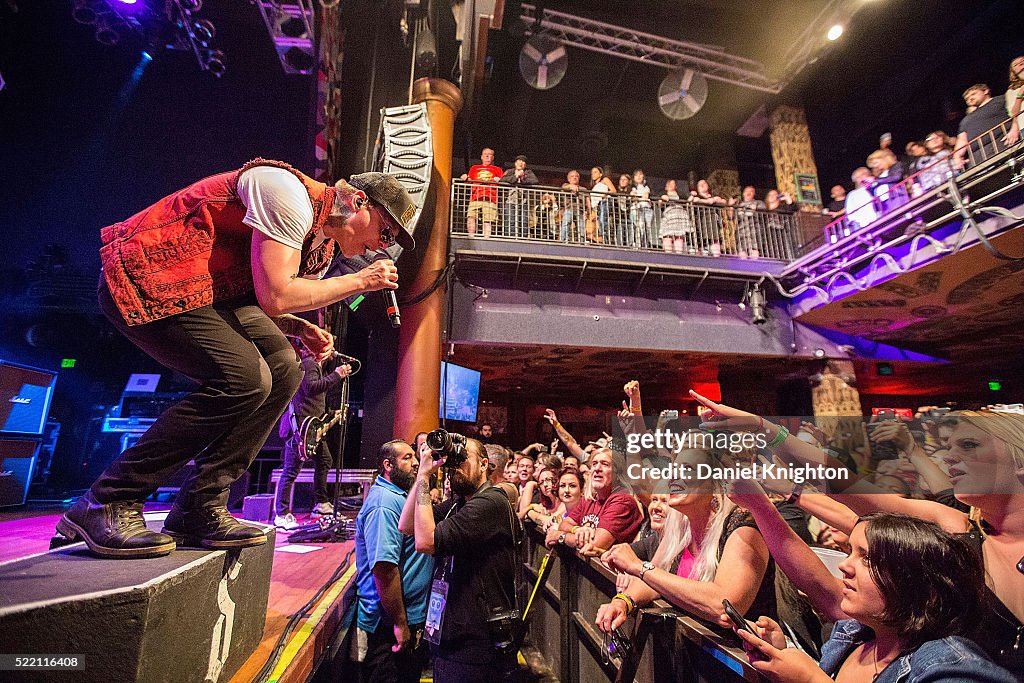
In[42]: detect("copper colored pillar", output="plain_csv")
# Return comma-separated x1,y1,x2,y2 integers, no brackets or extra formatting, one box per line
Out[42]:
393,78,463,441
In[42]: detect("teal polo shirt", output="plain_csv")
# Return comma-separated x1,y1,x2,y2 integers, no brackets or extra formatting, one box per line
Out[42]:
354,476,433,632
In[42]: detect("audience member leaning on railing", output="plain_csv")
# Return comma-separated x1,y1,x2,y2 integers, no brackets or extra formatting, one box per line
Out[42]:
544,447,643,555
593,443,777,629
719,484,1016,683
690,390,1024,677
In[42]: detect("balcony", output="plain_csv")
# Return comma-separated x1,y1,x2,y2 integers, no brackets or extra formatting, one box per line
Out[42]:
448,180,830,295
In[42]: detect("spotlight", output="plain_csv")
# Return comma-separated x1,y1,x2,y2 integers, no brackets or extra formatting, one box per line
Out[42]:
749,284,767,325
116,0,138,4
827,24,843,41
71,0,100,24
95,17,128,46
813,348,826,359
192,18,216,46
203,49,226,77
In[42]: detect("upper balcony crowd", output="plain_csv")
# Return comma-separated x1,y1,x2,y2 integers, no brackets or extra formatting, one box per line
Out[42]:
452,57,1024,264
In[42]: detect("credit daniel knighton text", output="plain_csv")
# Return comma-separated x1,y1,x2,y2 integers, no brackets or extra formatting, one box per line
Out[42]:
626,461,849,485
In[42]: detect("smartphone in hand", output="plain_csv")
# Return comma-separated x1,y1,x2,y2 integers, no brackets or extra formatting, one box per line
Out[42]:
722,599,753,634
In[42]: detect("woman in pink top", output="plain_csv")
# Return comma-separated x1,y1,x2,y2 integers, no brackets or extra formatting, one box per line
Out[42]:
596,447,776,627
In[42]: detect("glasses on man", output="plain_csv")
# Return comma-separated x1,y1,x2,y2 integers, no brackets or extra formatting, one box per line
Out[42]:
379,219,398,248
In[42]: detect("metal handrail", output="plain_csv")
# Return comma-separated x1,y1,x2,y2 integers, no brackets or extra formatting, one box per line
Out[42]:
450,180,818,262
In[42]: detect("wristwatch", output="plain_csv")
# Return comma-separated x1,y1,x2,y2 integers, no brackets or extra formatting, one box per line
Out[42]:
638,561,655,581
557,532,567,545
786,482,804,505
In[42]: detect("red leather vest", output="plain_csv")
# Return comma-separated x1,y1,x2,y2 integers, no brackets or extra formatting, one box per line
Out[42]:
100,158,337,325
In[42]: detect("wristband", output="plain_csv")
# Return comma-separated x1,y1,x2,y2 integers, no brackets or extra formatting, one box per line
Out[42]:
786,482,804,505
767,425,790,449
612,593,636,615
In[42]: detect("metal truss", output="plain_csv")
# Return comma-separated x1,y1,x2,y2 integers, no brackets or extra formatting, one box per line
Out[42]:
519,3,783,94
254,0,317,75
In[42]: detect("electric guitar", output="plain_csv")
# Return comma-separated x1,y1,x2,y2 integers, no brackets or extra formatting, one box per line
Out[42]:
298,409,345,461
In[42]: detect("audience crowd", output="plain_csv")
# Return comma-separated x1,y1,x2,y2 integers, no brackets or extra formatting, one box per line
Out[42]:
456,57,1023,257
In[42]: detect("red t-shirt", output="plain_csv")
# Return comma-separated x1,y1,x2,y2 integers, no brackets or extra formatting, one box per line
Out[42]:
467,164,502,202
567,487,643,544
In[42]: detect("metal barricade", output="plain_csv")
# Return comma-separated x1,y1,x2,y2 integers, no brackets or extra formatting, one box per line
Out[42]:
451,180,805,261
523,528,764,683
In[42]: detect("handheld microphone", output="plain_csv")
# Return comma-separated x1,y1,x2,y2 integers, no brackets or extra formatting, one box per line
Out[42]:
333,351,360,363
383,289,401,328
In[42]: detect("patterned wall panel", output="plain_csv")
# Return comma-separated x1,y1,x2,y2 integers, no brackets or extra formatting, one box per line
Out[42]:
768,105,820,206
373,104,433,222
314,4,343,182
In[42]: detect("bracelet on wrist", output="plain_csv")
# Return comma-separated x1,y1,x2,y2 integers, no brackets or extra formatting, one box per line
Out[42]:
767,425,790,449
612,593,636,615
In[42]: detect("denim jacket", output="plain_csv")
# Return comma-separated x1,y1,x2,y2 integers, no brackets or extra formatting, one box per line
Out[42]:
819,620,1017,683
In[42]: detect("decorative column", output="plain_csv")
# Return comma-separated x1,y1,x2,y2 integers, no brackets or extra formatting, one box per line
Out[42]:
811,360,868,470
768,105,821,208
707,168,740,252
393,78,464,441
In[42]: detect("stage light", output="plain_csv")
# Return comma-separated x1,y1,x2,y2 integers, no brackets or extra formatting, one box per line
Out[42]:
284,46,314,73
813,348,826,359
141,50,154,61
749,284,767,325
116,0,138,4
827,24,844,41
192,18,216,46
204,49,226,77
72,0,100,24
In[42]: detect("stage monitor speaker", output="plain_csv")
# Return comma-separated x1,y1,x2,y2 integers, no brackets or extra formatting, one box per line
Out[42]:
0,439,40,508
0,360,57,437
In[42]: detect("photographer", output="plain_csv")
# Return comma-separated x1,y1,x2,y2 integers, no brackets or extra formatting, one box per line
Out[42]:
398,434,524,681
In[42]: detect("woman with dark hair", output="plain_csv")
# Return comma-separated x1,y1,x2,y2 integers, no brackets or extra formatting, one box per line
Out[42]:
692,390,1024,677
523,467,582,531
721,510,1015,682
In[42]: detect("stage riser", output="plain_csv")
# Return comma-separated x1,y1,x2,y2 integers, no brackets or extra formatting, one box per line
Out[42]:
0,531,275,682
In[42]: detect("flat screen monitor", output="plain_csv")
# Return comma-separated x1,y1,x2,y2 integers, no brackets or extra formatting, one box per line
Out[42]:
439,362,481,423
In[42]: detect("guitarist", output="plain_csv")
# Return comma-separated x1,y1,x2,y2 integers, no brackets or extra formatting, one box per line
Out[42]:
275,338,352,530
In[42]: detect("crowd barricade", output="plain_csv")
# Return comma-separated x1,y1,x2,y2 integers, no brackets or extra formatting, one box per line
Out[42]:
822,116,1021,247
451,181,814,262
523,528,765,683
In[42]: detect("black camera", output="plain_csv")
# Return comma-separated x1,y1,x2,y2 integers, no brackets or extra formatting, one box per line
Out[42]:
486,607,525,655
426,428,469,469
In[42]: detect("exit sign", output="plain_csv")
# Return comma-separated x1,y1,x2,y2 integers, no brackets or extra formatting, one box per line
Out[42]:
989,380,1002,391
61,358,77,368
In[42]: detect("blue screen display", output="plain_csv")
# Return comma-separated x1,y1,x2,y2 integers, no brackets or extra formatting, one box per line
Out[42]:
439,362,481,422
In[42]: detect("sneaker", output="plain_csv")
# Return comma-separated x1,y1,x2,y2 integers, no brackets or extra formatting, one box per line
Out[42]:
311,502,334,518
56,491,176,559
274,513,300,531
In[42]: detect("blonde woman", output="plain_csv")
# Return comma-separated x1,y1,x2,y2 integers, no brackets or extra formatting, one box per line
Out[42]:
595,447,774,628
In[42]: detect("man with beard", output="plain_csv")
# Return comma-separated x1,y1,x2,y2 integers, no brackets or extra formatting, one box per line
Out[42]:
399,437,523,681
355,440,432,683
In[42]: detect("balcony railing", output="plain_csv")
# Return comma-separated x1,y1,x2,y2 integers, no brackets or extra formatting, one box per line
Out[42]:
820,117,1021,248
450,180,823,262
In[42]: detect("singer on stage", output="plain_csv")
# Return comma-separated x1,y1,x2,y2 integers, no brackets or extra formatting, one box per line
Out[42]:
58,159,416,558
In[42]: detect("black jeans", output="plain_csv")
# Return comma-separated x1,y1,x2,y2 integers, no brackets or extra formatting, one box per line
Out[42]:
274,436,331,515
431,650,519,683
363,623,427,683
93,283,302,506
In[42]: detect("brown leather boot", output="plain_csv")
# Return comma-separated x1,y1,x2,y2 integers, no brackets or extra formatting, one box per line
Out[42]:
56,491,176,558
162,497,266,549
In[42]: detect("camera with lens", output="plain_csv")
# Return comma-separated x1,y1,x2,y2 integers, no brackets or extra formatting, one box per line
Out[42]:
486,606,525,655
426,428,469,469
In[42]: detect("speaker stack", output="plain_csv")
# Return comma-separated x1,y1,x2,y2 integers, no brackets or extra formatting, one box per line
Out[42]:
0,360,58,507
